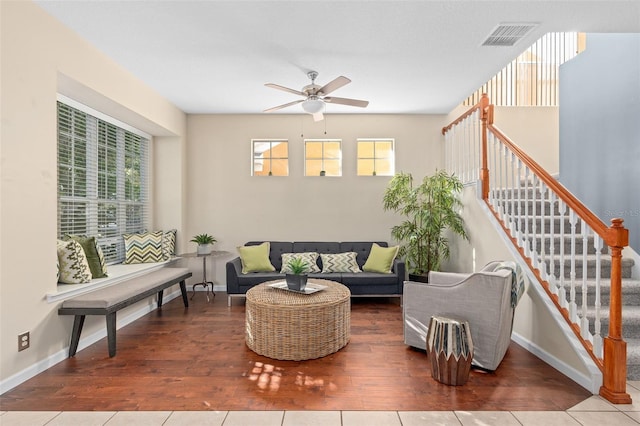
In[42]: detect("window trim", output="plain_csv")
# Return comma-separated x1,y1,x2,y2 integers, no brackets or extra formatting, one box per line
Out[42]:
356,138,395,176
304,138,343,177
251,139,289,176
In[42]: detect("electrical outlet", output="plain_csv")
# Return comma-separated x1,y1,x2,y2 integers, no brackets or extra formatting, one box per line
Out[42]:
18,332,30,351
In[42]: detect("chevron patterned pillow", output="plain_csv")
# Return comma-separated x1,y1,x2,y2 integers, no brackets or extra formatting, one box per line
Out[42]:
123,231,164,264
320,252,362,273
280,252,321,274
162,229,177,260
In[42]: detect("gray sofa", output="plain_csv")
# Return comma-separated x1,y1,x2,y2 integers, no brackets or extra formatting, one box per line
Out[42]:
226,241,405,305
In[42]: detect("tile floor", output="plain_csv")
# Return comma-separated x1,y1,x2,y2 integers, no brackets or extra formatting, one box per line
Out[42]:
2,382,640,425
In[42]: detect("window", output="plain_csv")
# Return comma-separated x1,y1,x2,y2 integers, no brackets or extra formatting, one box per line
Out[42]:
305,139,342,176
57,99,150,264
252,140,288,176
357,139,395,176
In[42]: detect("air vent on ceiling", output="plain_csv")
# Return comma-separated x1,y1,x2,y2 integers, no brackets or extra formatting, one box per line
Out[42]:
482,23,539,47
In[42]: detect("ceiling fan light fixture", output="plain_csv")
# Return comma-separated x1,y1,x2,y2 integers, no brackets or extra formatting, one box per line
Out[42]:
302,98,324,114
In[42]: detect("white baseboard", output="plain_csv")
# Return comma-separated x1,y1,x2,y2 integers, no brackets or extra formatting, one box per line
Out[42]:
0,289,182,395
511,332,602,394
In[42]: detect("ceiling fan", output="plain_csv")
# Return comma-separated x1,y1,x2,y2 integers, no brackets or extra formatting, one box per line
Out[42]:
264,71,369,121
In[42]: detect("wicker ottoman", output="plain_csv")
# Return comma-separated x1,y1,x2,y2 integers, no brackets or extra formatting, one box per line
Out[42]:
245,279,351,360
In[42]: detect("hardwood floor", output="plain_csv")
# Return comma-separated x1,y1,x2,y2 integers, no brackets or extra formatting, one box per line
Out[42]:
0,291,591,412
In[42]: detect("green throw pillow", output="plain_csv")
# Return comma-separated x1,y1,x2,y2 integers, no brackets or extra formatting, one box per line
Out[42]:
238,242,275,274
64,234,108,278
362,243,399,274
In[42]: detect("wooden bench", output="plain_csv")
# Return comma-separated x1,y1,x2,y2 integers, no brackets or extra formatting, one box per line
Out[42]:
58,267,192,358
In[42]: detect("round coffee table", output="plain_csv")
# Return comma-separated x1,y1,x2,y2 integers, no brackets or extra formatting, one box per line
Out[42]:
245,279,351,360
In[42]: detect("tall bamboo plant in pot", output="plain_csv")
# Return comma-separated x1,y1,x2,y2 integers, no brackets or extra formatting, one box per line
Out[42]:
383,170,468,281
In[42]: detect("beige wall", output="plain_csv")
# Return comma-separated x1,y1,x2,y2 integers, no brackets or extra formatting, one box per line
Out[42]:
0,1,580,394
185,114,446,284
494,106,559,175
0,1,186,386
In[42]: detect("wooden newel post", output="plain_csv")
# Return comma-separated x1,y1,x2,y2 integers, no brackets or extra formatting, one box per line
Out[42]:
479,94,491,200
600,218,631,404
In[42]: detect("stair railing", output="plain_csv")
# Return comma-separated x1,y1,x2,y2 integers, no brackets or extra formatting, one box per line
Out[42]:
442,94,631,404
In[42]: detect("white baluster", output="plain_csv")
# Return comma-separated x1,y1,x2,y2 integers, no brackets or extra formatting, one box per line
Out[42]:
593,234,603,358
569,209,578,323
491,134,498,209
558,200,568,309
498,142,505,221
548,191,557,293
446,127,452,174
580,221,590,340
538,181,548,280
531,174,538,269
509,152,516,235
523,168,530,257
515,159,523,242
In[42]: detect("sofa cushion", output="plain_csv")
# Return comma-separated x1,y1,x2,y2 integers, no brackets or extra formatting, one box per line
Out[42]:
320,252,362,273
238,242,276,274
280,252,321,274
341,272,401,294
236,271,284,287
363,243,399,273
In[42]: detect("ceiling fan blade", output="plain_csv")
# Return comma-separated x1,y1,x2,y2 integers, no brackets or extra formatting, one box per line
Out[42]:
265,83,306,97
312,112,324,122
323,96,369,108
264,99,304,113
318,76,351,95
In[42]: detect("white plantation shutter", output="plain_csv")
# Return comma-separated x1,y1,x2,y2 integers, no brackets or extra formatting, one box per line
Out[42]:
57,100,150,264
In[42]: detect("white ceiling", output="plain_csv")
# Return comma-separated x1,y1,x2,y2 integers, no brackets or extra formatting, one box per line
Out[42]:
36,1,640,115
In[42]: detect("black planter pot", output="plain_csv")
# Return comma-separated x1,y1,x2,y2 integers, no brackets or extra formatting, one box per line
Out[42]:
285,274,308,291
408,273,429,283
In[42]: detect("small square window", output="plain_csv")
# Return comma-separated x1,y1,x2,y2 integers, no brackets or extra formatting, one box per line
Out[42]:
252,140,288,176
357,139,395,176
305,139,342,176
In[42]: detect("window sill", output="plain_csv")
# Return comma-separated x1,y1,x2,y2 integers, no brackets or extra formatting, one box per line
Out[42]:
46,257,181,303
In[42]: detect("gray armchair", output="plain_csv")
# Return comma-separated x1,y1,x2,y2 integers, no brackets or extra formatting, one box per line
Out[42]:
403,261,515,371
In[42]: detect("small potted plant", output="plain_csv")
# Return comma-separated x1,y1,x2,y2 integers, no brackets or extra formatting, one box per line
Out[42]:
285,257,309,291
190,233,217,255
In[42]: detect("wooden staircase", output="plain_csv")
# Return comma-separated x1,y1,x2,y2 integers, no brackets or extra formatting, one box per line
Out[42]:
503,188,639,379
443,94,633,403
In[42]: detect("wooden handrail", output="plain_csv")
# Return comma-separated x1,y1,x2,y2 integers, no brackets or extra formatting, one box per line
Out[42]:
485,124,616,245
442,93,488,135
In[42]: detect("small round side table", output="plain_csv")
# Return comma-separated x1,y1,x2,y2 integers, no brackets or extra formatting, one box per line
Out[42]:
178,251,229,301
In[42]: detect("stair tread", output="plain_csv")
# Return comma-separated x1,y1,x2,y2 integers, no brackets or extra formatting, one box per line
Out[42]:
558,278,640,288
546,254,634,263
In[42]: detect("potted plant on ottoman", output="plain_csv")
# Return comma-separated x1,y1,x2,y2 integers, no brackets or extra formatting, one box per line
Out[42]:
285,257,309,291
383,170,468,281
191,233,217,255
